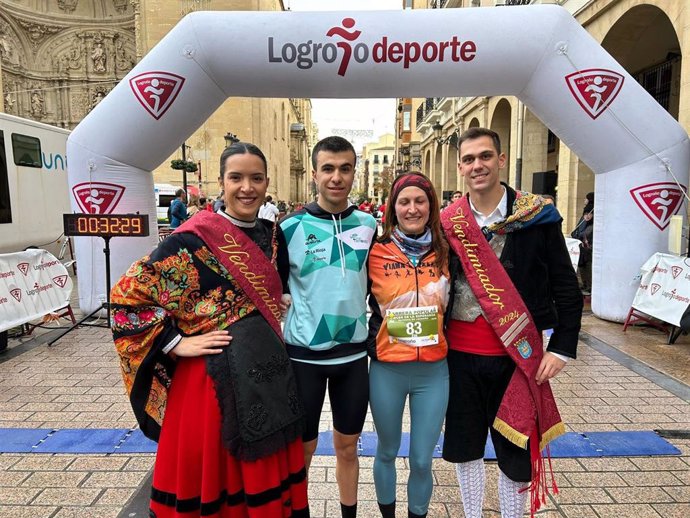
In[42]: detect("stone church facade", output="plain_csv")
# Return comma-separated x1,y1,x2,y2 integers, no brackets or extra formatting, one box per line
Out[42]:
0,0,314,203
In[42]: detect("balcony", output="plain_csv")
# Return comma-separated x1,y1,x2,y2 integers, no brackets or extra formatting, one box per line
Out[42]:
417,97,444,132
430,0,448,8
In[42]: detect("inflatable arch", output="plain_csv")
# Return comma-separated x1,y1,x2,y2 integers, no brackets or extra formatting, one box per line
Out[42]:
68,5,689,322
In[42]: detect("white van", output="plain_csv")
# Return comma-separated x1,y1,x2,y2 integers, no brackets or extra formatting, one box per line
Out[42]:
154,183,179,223
0,113,70,253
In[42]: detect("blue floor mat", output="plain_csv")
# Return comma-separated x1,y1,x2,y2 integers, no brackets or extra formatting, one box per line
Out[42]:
0,428,51,453
115,429,158,453
32,429,129,454
0,429,681,457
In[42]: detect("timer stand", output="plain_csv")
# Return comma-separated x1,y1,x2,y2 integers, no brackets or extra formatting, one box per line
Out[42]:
48,235,113,346
49,213,149,347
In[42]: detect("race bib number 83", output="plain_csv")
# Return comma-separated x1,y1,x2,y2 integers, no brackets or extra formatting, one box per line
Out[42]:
386,305,439,347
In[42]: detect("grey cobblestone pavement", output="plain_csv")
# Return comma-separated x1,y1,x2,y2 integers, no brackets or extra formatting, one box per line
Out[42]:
0,310,688,517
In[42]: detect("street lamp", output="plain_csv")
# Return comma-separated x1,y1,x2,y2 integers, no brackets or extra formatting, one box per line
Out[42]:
432,122,458,146
224,132,240,147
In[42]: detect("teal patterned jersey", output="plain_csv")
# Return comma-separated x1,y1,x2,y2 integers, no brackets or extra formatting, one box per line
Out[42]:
278,202,377,362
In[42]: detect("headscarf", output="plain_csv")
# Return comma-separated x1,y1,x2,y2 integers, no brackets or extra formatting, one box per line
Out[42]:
389,173,434,207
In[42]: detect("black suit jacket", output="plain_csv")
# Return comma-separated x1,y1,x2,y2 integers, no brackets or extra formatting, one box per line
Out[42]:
446,185,583,359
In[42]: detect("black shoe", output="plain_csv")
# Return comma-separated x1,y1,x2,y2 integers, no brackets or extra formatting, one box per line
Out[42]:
377,501,395,518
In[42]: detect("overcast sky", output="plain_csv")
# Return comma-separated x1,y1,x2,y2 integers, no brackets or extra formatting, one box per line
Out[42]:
286,0,403,150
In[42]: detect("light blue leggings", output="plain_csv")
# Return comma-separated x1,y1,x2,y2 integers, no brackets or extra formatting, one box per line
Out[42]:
369,359,449,515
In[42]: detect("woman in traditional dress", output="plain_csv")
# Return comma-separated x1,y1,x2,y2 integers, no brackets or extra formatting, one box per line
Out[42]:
112,142,309,518
366,173,450,518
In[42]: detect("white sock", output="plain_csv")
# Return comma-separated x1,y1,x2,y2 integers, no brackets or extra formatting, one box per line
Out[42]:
455,460,485,518
498,469,529,518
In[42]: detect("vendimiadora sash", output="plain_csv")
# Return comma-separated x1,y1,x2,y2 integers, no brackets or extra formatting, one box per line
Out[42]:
180,211,284,339
442,195,565,515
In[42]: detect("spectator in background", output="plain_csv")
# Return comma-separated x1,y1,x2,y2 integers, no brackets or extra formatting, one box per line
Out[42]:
258,195,280,222
571,192,594,295
186,195,200,218
451,190,463,203
169,189,188,229
212,191,224,212
359,198,374,214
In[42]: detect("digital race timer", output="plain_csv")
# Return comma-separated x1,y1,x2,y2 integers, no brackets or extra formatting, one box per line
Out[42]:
63,213,150,237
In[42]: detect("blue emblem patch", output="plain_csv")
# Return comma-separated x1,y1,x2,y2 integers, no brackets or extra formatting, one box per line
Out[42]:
516,339,532,359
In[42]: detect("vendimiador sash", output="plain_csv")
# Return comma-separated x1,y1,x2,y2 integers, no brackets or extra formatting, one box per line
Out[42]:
179,211,284,339
441,194,565,515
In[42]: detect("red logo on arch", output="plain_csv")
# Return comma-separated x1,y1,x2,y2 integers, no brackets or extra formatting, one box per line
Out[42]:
10,288,21,302
130,71,185,120
630,182,686,231
16,263,29,276
52,275,68,288
72,182,125,214
565,69,624,119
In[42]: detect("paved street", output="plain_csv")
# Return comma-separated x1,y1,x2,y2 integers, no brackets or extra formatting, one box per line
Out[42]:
0,308,688,518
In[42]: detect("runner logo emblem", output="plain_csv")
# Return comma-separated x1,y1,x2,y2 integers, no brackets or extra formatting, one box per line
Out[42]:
16,263,29,276
10,288,21,302
630,182,686,230
72,182,125,214
130,72,185,120
672,266,683,279
565,69,624,120
650,283,661,295
53,275,68,288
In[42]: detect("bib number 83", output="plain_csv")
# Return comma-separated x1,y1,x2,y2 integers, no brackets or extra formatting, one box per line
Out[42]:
405,321,422,335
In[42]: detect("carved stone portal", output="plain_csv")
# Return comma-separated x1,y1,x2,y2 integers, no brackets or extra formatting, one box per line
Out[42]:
57,0,79,13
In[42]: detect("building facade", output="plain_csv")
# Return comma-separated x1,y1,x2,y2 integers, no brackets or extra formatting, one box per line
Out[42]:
360,133,395,204
0,0,315,202
400,0,688,229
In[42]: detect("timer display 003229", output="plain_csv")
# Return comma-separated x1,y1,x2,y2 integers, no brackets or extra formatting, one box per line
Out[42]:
63,213,150,237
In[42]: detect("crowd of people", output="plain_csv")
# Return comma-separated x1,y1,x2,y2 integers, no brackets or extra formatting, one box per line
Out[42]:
113,129,583,518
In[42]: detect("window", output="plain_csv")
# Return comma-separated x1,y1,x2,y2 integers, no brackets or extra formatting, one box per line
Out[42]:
636,58,675,113
547,130,556,154
373,155,379,164
0,131,11,223
403,111,411,131
12,133,42,167
383,155,389,164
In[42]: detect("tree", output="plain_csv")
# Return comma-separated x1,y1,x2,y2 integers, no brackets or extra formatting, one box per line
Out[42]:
379,165,394,203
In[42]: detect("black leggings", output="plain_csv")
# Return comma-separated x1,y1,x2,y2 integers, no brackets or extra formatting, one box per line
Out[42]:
290,356,369,442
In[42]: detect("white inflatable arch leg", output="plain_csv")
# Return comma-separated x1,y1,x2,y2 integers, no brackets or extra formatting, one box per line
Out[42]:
68,5,689,320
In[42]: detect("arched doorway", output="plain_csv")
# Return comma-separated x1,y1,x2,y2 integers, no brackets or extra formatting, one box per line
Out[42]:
490,98,512,184
602,4,681,121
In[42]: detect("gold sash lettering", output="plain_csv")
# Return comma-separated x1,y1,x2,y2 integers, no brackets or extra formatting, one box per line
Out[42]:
450,209,505,310
219,234,282,320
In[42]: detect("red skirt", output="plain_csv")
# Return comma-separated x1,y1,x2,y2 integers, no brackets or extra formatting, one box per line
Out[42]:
149,357,309,518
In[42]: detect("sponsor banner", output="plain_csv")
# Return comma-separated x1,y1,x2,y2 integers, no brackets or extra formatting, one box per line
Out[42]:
564,238,581,272
0,250,73,333
632,252,690,327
